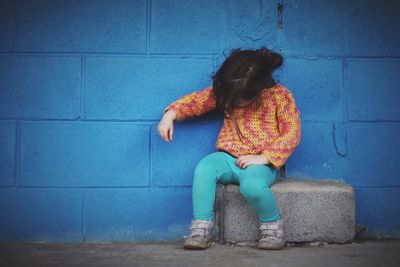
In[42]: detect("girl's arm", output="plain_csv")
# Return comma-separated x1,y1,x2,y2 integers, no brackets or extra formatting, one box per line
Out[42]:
164,86,216,121
261,88,302,169
157,110,176,143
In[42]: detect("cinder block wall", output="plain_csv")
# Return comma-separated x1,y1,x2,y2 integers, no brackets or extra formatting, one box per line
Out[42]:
0,0,399,242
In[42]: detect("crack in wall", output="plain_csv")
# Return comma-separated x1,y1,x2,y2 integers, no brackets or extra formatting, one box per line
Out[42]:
332,123,347,157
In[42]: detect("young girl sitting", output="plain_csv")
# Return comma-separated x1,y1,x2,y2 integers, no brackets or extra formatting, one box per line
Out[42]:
157,47,301,250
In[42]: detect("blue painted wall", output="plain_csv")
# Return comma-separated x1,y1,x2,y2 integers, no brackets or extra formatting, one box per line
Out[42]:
0,0,399,242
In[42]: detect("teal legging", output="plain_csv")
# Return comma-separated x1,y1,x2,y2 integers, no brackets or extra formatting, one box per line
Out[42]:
192,152,281,223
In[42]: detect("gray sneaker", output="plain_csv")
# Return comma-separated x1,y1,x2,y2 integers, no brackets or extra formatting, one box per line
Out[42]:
258,219,286,250
183,220,214,250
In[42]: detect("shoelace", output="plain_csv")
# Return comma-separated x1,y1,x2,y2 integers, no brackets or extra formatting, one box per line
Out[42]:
259,222,283,240
184,222,212,240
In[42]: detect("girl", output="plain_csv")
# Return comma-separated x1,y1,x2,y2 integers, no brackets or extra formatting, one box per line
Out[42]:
157,48,301,250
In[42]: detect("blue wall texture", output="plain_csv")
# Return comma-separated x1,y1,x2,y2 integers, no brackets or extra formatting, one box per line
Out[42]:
0,0,399,242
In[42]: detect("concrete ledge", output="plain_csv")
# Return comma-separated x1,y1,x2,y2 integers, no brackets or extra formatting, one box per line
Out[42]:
215,179,356,244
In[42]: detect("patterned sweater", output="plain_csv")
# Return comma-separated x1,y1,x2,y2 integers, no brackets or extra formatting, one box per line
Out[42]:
165,84,301,169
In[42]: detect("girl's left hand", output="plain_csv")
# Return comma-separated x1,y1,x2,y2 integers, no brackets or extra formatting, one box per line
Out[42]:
236,154,270,169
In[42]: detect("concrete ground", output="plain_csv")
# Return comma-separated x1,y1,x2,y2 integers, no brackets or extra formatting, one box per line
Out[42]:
1,239,400,267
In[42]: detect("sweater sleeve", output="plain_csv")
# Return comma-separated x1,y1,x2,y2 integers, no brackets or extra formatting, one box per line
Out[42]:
261,88,301,169
164,86,217,121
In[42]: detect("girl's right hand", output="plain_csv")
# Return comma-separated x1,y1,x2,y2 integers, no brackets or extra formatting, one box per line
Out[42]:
157,110,177,143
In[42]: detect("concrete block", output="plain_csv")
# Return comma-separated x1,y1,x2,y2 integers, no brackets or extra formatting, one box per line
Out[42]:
346,122,400,187
346,59,400,121
221,0,278,51
18,0,147,53
281,58,343,121
0,189,82,242
20,122,150,187
84,187,192,241
0,122,16,186
348,0,400,56
216,179,355,243
152,115,221,186
0,0,14,52
0,55,81,119
150,0,221,54
286,122,346,180
354,187,400,237
281,0,346,56
85,56,213,120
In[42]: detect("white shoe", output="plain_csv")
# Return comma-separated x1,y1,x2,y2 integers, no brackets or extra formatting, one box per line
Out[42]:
183,220,214,250
258,219,286,250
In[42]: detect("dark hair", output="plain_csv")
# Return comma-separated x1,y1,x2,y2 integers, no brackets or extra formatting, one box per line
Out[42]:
212,47,283,115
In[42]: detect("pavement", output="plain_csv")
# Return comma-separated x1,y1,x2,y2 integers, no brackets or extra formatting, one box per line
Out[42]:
1,239,400,267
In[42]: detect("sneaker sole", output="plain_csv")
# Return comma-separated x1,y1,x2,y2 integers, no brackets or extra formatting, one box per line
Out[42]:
183,241,211,250
258,243,285,250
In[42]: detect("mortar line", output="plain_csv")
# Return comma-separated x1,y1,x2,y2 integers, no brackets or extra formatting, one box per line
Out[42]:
13,0,19,52
332,123,343,157
341,56,349,155
7,51,148,56
342,57,347,122
10,184,400,189
0,185,18,189
146,0,152,56
0,51,217,57
347,120,400,123
1,51,399,59
3,118,161,123
12,121,17,188
19,184,192,191
80,56,86,120
151,185,192,189
81,192,86,242
148,53,225,57
15,120,20,188
343,56,400,60
5,118,400,123
343,0,349,58
149,124,153,188
218,0,224,53
353,185,400,189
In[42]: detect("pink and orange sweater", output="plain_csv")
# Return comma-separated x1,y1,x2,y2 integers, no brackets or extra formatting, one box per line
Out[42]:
165,84,301,170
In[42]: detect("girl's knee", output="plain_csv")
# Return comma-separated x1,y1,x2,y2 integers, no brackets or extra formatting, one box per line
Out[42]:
195,160,214,177
239,180,268,199
194,152,225,176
